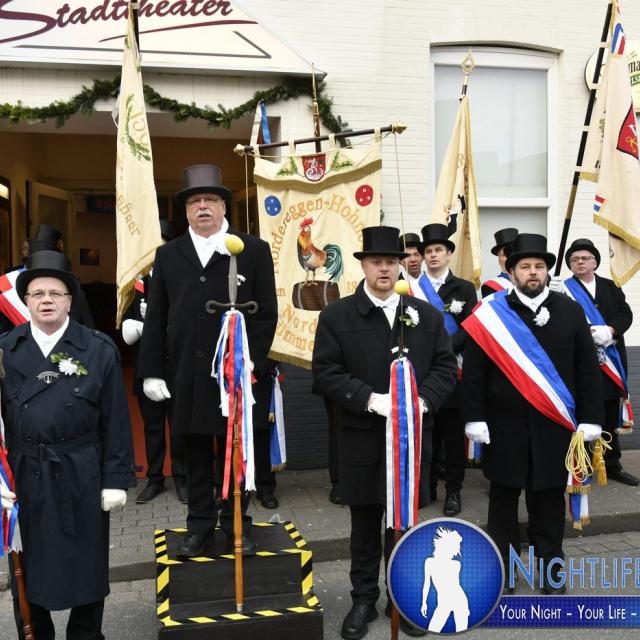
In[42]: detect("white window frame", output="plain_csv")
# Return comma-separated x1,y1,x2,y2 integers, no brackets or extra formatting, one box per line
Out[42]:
430,47,559,251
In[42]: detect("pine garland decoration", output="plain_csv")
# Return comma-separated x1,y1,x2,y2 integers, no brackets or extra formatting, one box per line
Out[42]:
0,75,349,137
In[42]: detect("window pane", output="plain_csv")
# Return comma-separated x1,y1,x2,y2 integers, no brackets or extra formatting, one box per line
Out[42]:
435,66,548,198
479,207,547,280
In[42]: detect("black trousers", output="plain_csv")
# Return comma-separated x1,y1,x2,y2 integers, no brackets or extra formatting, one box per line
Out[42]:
253,428,276,495
183,433,250,537
487,482,565,569
137,393,186,486
13,597,104,640
429,407,465,492
349,504,396,604
603,398,623,470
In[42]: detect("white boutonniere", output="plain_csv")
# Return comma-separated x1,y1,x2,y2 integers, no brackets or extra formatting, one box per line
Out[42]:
49,352,88,377
444,299,465,315
399,305,420,328
533,307,550,327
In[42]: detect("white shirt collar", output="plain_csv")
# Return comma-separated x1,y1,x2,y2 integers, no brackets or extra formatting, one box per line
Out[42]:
427,268,449,284
364,282,399,308
31,316,70,358
514,286,549,312
188,219,230,267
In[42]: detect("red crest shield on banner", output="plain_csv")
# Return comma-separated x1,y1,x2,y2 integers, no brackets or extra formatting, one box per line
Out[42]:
617,105,639,159
302,154,326,182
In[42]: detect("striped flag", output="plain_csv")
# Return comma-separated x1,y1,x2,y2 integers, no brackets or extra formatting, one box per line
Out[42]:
581,0,640,286
114,6,162,327
0,271,29,327
430,94,482,288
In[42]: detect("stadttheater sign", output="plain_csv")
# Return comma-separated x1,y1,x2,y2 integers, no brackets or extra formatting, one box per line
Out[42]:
0,0,313,75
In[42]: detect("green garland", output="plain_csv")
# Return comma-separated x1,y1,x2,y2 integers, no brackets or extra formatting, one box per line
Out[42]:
0,75,350,138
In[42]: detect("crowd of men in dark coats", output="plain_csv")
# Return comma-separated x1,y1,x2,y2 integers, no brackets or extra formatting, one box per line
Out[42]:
0,164,636,640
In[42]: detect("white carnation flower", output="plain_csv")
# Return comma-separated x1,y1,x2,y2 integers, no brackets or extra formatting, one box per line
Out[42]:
405,306,420,326
533,307,550,327
58,358,78,376
449,299,465,315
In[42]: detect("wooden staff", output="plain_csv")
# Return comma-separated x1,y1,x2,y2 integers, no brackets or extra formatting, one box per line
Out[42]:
11,551,34,640
231,399,244,612
234,123,407,156
554,0,614,275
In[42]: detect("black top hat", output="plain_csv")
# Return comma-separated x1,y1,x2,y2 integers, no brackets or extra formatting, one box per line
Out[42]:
564,238,601,269
491,227,519,256
34,224,62,244
505,233,556,272
159,219,175,242
399,233,422,250
353,226,409,260
175,165,233,214
29,238,59,255
420,223,455,253
17,250,80,301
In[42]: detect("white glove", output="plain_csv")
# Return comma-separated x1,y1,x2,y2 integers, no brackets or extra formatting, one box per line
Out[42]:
101,489,127,512
419,397,428,414
465,421,491,444
591,325,614,347
368,392,391,418
121,319,144,345
549,276,565,294
143,378,171,402
139,299,147,320
1,485,16,511
577,423,602,443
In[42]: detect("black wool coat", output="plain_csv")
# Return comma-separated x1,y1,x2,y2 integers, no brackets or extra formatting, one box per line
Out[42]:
461,290,604,490
568,274,633,400
432,270,477,407
137,231,278,435
0,321,136,610
312,281,458,505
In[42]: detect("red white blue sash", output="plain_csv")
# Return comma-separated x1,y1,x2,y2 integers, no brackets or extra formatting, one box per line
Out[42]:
563,278,628,395
482,272,512,293
386,357,422,531
463,293,577,431
0,271,29,327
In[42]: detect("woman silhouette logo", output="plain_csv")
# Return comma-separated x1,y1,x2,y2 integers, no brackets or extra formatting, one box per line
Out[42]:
388,518,503,634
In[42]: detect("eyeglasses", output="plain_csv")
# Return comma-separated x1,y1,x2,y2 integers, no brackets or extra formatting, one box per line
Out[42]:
186,195,223,208
26,290,71,300
569,256,595,264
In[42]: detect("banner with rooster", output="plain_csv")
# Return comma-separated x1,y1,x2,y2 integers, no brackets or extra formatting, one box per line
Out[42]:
254,139,382,368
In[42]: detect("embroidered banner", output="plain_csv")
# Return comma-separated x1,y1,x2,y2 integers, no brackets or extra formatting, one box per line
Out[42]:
255,139,381,367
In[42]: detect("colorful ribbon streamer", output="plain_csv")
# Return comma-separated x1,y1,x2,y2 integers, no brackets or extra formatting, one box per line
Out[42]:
269,367,286,471
386,357,422,531
212,310,256,499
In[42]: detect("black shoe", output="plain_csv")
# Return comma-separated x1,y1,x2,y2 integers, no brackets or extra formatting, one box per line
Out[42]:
384,602,427,636
136,482,166,504
341,603,377,640
227,533,258,556
329,483,341,505
176,483,188,504
607,468,640,486
443,490,461,516
257,492,279,509
176,530,214,558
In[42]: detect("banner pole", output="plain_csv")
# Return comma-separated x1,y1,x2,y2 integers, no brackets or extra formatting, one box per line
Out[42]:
554,0,614,276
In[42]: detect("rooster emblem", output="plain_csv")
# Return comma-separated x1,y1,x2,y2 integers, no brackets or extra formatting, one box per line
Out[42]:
297,217,344,286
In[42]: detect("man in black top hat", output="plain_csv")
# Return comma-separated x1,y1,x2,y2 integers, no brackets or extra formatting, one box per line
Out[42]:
0,250,136,639
417,223,477,517
138,165,277,558
462,234,603,593
561,238,638,486
122,220,187,504
313,226,457,639
481,227,518,298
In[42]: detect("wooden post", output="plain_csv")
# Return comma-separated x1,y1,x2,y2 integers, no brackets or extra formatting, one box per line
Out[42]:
11,551,35,640
554,1,614,275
